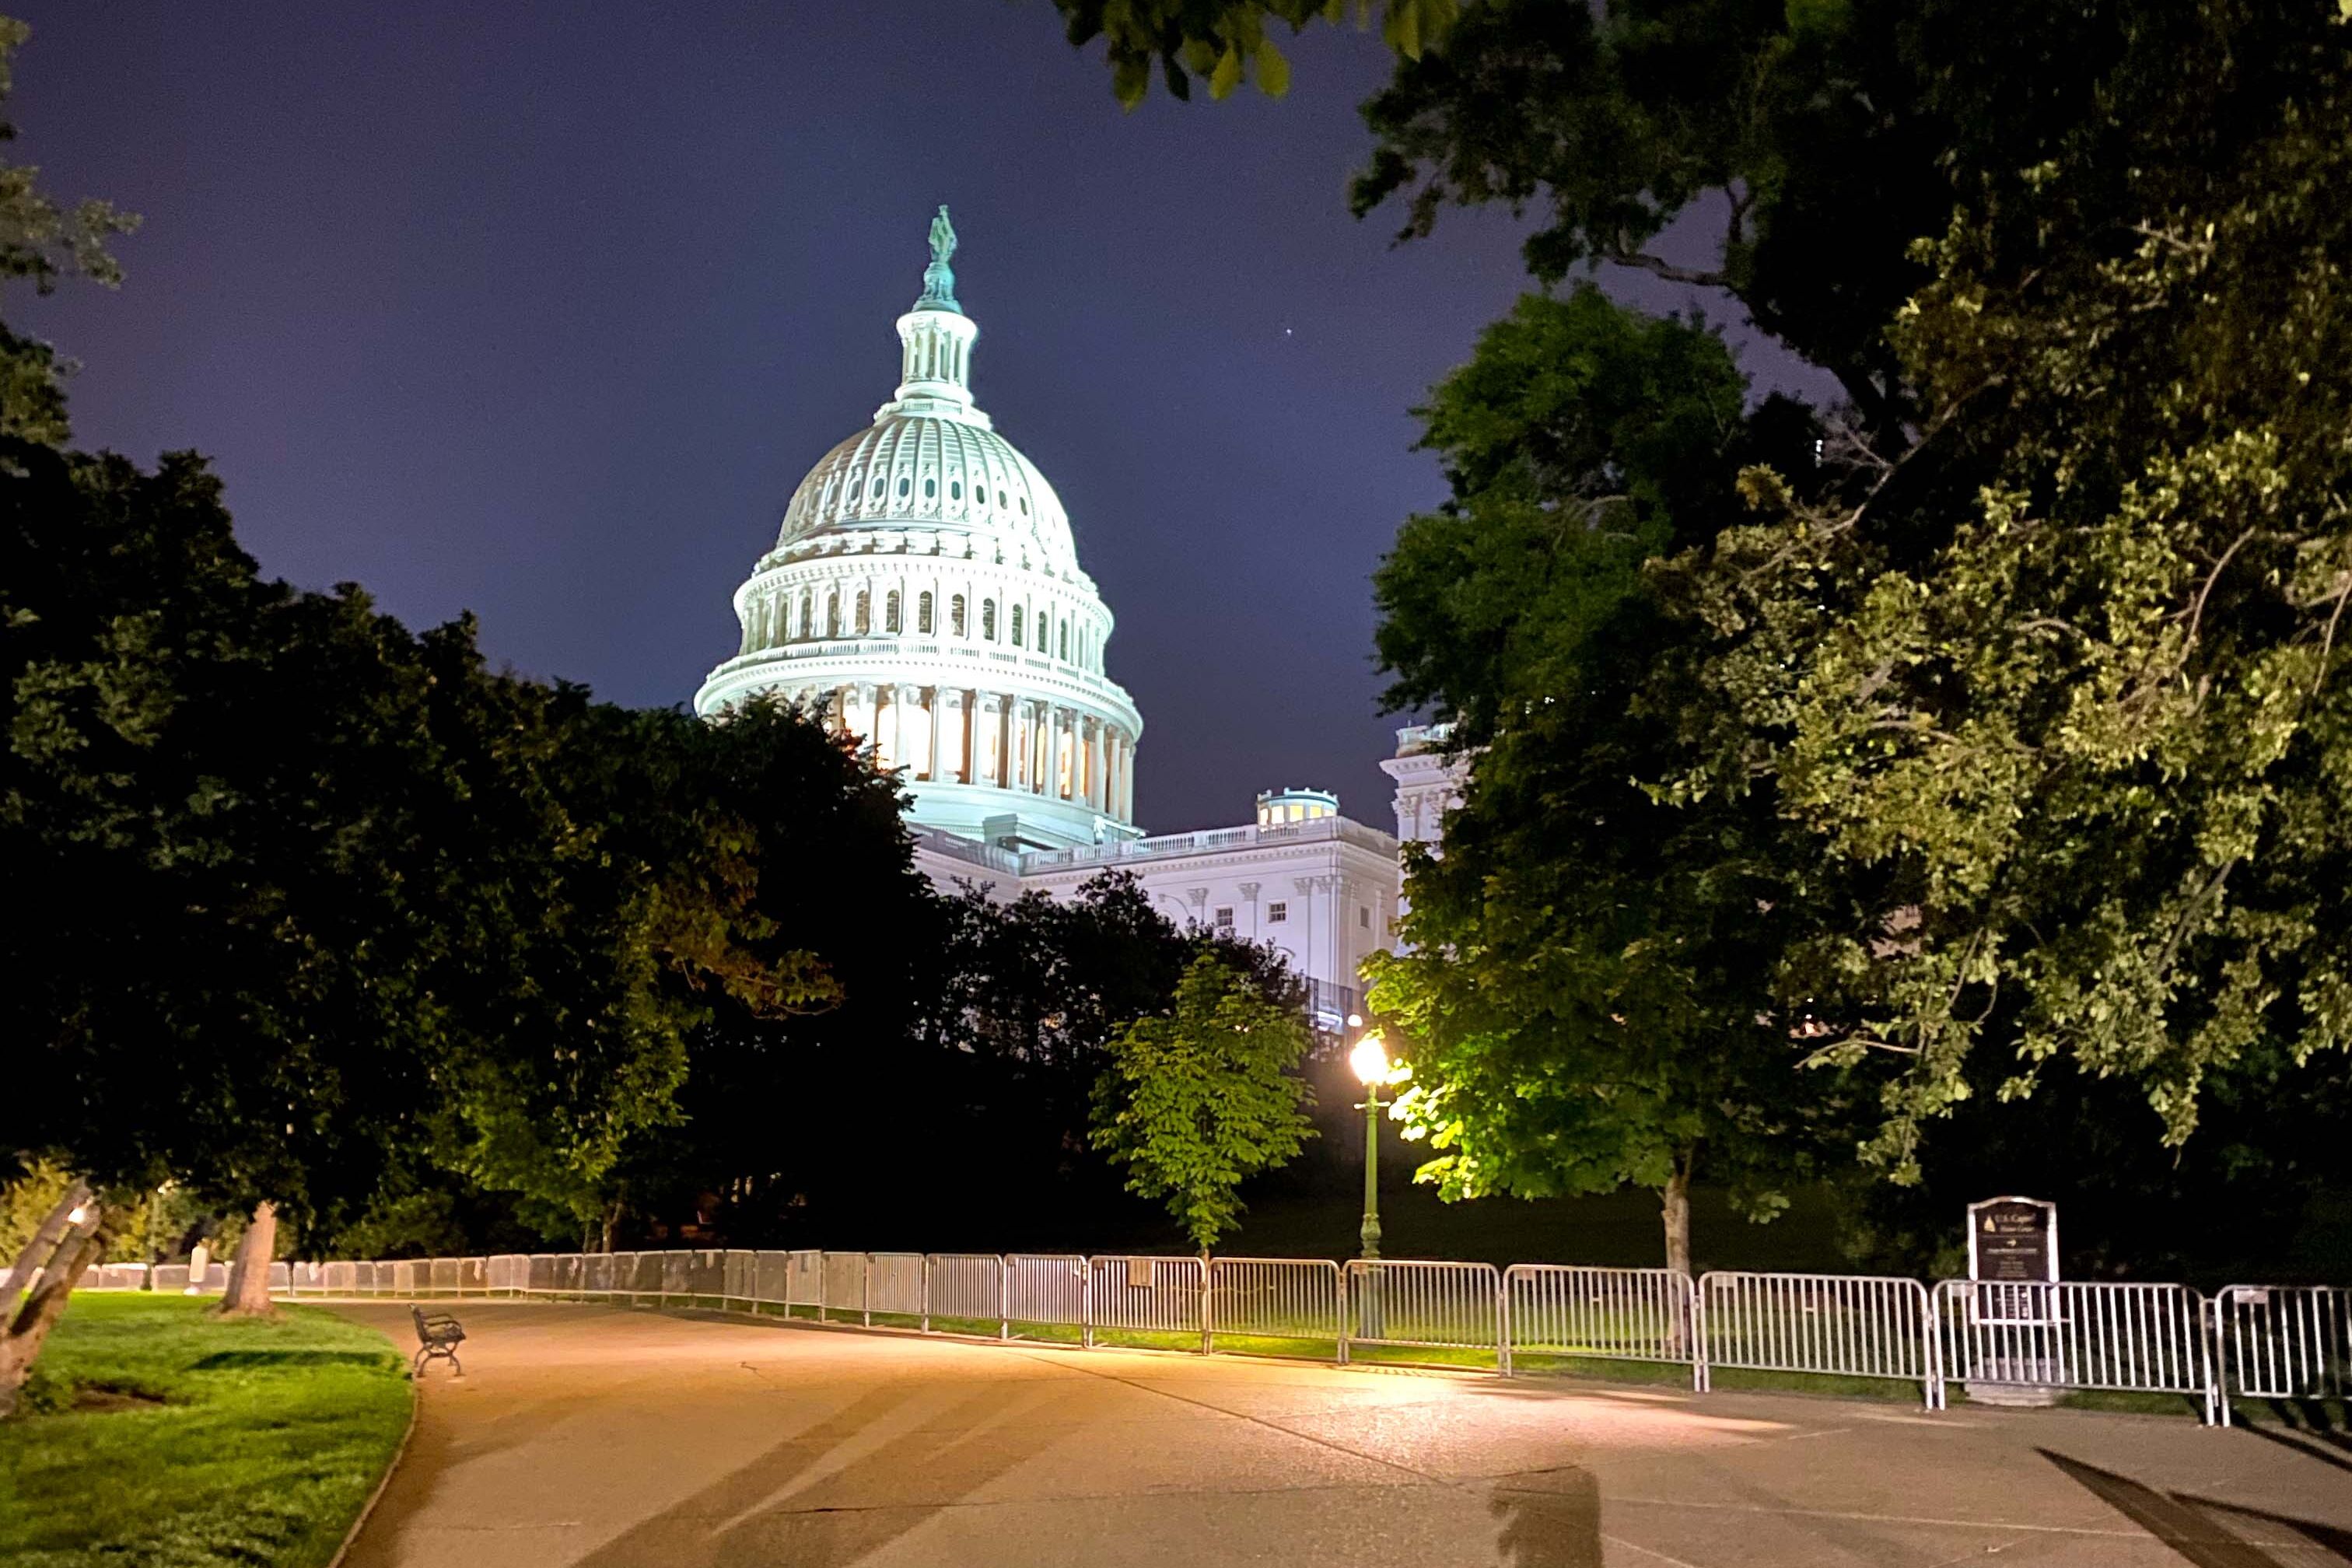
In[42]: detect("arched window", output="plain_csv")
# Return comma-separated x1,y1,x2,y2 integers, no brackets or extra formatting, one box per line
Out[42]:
854,590,870,635
1010,605,1024,647
798,590,814,639
950,480,963,501
1059,621,1071,660
919,591,934,635
982,599,996,641
896,476,910,498
950,593,967,637
826,591,841,639
924,477,936,499
885,590,901,634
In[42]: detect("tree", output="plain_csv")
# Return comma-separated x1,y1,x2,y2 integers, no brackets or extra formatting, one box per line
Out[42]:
1044,0,1458,107
1363,289,1847,1273
1041,0,2352,1209
1673,11,2352,1178
1090,953,1315,1252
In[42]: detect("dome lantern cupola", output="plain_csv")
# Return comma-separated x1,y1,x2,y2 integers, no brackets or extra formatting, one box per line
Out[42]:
696,210,1143,852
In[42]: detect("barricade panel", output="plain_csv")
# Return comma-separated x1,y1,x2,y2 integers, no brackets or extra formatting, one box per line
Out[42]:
1087,1256,1205,1346
1935,1279,2214,1422
868,1253,925,1317
786,1249,823,1307
2217,1284,2348,1404
924,1255,1005,1330
1699,1272,1932,1402
1508,1265,1696,1380
1345,1260,1500,1357
823,1251,867,1317
1210,1258,1342,1349
1005,1254,1087,1332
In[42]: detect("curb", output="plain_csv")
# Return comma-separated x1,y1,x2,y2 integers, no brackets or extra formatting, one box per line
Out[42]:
325,1360,422,1568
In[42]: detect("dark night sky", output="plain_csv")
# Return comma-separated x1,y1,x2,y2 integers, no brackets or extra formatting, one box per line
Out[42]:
10,2,1832,831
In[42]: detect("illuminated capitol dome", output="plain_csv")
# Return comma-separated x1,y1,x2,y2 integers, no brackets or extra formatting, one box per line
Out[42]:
695,207,1143,851
698,210,1426,1029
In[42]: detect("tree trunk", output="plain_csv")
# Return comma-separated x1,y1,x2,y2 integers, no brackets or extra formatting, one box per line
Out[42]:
1661,1160,1693,1279
218,1200,279,1317
0,1178,91,1304
1661,1157,1695,1360
0,1200,108,1419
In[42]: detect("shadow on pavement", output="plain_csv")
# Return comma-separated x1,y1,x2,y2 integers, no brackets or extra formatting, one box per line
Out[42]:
1487,1466,1603,1568
565,1383,1074,1567
2039,1448,2352,1568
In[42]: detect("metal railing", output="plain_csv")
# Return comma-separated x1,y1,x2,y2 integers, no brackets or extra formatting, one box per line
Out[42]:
1086,1255,1206,1350
85,1241,2343,1429
1344,1258,1499,1364
1935,1280,2215,1423
1209,1258,1343,1351
1505,1265,1697,1384
2213,1283,2348,1426
1700,1272,1938,1405
924,1253,1006,1336
1005,1253,1087,1338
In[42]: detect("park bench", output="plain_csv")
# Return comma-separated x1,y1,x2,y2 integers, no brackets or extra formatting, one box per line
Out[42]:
410,1304,466,1377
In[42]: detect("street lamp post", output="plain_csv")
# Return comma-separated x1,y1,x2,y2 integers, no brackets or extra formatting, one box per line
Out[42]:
1347,1022,1389,1261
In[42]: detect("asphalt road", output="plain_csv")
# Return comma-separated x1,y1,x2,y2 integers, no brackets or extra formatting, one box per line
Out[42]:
329,1300,2352,1567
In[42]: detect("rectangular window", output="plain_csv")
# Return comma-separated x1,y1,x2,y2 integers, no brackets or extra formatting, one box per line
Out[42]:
1266,901,1287,923
1213,907,1234,929
1359,905,1370,929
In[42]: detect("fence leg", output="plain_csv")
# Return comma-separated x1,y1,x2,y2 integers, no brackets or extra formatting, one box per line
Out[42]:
1690,1279,1708,1394
922,1258,932,1335
1497,1279,1511,1377
999,1256,1010,1342
862,1255,871,1328
1083,1265,1094,1350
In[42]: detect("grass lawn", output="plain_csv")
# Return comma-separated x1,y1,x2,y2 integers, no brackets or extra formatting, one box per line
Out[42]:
0,1293,413,1568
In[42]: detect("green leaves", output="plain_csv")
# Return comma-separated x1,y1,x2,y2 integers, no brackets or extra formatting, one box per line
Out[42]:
1090,954,1314,1251
1047,1,1445,107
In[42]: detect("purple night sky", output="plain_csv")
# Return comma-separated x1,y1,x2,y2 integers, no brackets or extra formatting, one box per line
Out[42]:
10,2,1830,831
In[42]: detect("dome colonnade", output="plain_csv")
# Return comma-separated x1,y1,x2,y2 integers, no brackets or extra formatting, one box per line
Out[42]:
695,209,1142,850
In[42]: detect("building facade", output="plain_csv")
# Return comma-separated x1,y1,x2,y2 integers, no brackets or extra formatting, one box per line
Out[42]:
698,213,1411,1021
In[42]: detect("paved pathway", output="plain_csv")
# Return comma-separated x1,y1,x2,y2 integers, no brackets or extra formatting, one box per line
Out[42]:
331,1300,2352,1567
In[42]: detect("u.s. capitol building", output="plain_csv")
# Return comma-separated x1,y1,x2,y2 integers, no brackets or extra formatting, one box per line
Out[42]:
697,212,1458,1025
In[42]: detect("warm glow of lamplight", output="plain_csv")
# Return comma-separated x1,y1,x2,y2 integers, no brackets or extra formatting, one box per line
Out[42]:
66,1206,87,1224
1349,1034,1389,1087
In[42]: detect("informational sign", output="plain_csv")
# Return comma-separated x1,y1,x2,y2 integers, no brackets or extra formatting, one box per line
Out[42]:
1968,1197,2058,1283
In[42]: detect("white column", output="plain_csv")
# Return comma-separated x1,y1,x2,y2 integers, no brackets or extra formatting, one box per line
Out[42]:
928,687,945,782
978,694,1004,786
1087,720,1105,812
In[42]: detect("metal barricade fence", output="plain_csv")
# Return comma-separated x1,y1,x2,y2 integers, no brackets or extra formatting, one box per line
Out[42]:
1935,1280,2216,1423
868,1253,926,1318
2214,1283,2348,1426
786,1249,823,1309
724,1250,756,1305
1344,1259,1500,1363
1698,1272,1936,1405
823,1251,867,1322
77,1262,149,1290
1005,1254,1087,1337
925,1255,1006,1335
1209,1258,1343,1353
1086,1256,1206,1349
1506,1265,1696,1384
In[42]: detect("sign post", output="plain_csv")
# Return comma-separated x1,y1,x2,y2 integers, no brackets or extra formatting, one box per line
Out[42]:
1963,1195,2060,1405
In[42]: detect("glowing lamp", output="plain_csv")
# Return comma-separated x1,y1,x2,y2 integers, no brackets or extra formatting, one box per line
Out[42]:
1349,1033,1390,1087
